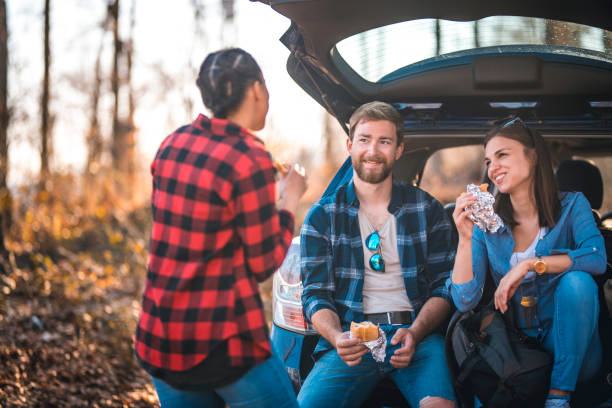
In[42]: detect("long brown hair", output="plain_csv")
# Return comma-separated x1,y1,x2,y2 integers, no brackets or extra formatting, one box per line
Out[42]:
484,117,560,228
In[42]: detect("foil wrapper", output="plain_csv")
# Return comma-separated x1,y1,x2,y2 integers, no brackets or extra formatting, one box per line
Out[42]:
466,184,504,233
350,326,387,363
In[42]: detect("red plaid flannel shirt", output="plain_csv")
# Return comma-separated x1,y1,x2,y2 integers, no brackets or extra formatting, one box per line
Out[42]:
135,114,294,371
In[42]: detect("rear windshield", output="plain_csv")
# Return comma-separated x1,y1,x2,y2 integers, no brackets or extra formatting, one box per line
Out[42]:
336,16,612,83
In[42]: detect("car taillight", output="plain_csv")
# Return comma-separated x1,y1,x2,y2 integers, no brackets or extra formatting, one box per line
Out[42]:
273,237,317,334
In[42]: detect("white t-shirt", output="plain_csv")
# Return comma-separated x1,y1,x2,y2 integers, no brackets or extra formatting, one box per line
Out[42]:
510,226,547,282
358,209,413,314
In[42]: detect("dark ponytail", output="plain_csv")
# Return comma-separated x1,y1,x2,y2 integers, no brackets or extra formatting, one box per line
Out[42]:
196,48,262,118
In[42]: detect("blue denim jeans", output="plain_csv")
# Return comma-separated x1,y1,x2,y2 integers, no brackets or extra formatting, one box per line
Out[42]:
523,271,602,392
297,326,456,408
152,352,298,408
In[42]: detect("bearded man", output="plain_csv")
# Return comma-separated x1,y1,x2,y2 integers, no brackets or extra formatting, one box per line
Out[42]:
297,101,457,408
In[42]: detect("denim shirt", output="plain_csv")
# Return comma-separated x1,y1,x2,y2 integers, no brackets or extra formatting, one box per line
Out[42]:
447,192,606,331
302,178,455,356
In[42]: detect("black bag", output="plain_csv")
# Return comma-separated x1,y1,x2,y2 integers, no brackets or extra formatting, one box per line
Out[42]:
447,304,553,408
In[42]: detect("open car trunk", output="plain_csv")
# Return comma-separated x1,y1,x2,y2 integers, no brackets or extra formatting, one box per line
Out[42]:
254,0,612,146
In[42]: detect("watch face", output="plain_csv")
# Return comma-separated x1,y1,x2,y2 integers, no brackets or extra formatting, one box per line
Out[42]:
534,261,546,274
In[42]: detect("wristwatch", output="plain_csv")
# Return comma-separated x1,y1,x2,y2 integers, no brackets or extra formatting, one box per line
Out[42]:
533,256,547,275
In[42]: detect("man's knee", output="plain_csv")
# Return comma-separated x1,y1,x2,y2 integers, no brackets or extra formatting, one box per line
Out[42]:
419,396,456,408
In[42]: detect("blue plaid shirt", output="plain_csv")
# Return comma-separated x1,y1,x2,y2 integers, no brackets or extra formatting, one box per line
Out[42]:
300,178,455,355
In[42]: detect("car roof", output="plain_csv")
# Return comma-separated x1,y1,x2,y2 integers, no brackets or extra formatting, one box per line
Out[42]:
255,0,612,144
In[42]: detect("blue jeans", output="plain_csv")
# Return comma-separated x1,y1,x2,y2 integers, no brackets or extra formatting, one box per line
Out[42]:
152,352,298,408
297,326,456,408
523,271,602,392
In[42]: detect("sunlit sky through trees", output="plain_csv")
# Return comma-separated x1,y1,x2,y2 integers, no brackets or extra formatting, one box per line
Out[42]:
6,0,329,186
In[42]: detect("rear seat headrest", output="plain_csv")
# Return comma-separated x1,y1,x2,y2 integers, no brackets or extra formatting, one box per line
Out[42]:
555,159,603,210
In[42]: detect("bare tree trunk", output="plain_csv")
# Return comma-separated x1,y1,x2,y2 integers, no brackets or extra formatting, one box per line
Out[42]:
323,113,335,167
86,32,104,176
40,0,51,184
125,0,136,185
219,0,236,48
221,0,234,21
109,0,125,174
0,0,11,239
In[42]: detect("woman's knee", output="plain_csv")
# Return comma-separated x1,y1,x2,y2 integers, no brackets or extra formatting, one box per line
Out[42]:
556,271,597,299
555,271,599,318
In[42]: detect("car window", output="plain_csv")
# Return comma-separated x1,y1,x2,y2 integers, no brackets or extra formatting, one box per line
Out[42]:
419,145,485,205
578,157,612,215
336,16,612,82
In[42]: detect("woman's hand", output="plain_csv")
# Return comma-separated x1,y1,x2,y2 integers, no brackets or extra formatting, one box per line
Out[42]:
494,260,530,313
278,164,308,214
453,192,477,241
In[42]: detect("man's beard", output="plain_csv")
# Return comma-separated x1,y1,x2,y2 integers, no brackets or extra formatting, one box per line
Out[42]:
353,156,393,184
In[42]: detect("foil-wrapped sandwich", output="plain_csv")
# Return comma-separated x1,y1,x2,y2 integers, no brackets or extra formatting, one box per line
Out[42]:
349,321,387,363
466,183,504,233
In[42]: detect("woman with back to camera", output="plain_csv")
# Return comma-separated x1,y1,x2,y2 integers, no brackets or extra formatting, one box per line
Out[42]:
448,116,606,408
134,48,307,407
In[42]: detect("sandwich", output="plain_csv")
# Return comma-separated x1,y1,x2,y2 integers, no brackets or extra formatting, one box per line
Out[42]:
350,321,380,342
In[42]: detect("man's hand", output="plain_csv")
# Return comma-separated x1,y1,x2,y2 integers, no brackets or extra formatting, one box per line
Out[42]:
389,328,417,368
334,331,369,367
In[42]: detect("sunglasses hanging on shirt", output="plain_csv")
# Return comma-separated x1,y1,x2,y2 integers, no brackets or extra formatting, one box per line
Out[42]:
365,231,385,273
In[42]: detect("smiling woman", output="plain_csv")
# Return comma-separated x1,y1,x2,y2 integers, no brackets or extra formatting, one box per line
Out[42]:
449,117,607,407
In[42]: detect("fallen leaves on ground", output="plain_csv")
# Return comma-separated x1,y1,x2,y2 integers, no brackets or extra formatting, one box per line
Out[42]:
0,173,159,407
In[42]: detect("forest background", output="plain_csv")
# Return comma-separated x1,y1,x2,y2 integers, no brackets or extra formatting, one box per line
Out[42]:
1,1,611,407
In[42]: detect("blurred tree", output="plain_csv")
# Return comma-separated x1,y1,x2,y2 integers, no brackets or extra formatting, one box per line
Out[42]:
191,0,205,21
40,0,52,185
109,0,137,191
221,0,234,21
546,20,581,47
187,0,205,118
0,0,11,238
125,0,136,185
85,28,106,177
109,0,123,174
